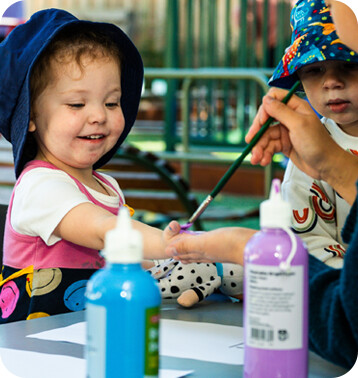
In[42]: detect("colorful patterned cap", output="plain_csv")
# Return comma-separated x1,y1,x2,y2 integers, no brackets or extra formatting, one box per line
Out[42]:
269,0,358,89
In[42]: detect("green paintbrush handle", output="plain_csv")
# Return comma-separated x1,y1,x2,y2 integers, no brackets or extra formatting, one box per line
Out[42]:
188,80,301,225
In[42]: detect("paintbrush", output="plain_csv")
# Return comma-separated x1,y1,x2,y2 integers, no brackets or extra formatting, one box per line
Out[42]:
181,80,301,231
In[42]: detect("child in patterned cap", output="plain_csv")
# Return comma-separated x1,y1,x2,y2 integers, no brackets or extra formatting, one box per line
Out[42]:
267,0,358,269
149,0,358,297
0,9,180,323
165,0,358,369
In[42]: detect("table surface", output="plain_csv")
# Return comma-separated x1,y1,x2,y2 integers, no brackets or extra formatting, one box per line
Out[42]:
0,296,348,377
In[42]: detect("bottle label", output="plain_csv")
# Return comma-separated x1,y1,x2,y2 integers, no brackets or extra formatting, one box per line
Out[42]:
144,306,160,377
86,303,106,377
246,263,304,350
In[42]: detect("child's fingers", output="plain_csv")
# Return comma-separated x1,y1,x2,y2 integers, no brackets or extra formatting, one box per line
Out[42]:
169,220,181,233
163,220,181,242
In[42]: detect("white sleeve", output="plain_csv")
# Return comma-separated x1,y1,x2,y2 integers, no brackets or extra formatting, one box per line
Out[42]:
282,161,344,269
11,168,92,246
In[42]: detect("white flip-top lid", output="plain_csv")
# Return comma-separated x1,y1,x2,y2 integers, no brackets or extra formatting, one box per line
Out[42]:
102,206,143,263
260,179,292,228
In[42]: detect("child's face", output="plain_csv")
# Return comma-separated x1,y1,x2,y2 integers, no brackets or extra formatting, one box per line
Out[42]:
298,60,358,135
29,56,124,171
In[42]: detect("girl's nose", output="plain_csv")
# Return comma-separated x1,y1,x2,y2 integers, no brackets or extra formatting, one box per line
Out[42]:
322,69,345,90
88,105,106,124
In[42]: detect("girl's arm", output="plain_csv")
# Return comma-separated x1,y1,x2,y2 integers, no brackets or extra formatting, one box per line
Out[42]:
54,202,176,259
131,218,174,259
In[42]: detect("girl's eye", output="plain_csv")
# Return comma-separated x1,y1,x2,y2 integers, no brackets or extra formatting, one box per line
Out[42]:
106,102,119,108
67,103,84,108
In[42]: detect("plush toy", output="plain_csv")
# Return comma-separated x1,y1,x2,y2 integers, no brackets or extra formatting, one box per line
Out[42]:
147,259,244,308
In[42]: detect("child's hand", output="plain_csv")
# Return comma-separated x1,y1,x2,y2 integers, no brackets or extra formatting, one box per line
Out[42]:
163,221,213,263
163,222,212,264
165,231,212,264
165,227,256,265
162,220,182,243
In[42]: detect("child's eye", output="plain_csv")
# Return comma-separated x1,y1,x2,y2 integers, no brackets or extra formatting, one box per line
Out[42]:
106,102,119,108
304,67,322,75
67,103,85,108
298,66,323,78
344,63,358,71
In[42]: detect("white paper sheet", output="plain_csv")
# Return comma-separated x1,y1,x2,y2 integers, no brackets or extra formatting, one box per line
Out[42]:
160,319,244,365
0,347,85,378
0,348,193,378
27,319,244,365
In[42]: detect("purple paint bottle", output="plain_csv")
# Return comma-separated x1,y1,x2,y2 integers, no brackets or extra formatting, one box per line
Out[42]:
244,179,308,377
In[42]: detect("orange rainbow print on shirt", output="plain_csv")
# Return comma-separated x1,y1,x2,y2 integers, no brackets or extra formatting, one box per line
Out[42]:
309,183,335,222
292,181,335,234
324,244,346,258
293,207,317,233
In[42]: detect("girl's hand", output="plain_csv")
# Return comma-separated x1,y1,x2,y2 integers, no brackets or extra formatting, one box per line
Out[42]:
162,220,182,243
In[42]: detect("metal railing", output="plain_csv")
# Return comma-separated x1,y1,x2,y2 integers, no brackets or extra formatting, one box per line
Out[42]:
163,0,292,152
143,67,274,196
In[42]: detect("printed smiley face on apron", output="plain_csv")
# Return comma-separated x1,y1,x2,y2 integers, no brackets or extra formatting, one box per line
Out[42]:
0,281,20,319
27,312,50,320
64,280,88,311
29,268,63,296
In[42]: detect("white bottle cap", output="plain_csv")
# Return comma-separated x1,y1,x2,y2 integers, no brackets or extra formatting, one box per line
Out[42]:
102,206,143,264
260,179,292,228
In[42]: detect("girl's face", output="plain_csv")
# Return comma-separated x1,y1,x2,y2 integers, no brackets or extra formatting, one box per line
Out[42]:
29,56,124,174
298,60,358,136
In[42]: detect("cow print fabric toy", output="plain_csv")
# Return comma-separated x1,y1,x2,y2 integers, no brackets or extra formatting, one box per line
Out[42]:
147,259,244,307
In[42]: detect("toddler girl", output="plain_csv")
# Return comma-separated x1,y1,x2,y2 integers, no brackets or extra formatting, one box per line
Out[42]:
0,9,175,322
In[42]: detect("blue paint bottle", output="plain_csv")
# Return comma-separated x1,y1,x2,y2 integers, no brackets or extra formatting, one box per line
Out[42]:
85,207,161,378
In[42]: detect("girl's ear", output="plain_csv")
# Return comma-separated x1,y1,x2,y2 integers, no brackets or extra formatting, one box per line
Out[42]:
28,119,36,132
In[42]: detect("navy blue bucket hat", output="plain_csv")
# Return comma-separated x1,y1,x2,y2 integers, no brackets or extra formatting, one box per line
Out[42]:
0,8,143,178
269,0,358,89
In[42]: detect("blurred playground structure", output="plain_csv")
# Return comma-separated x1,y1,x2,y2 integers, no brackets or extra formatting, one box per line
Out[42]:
1,0,295,196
